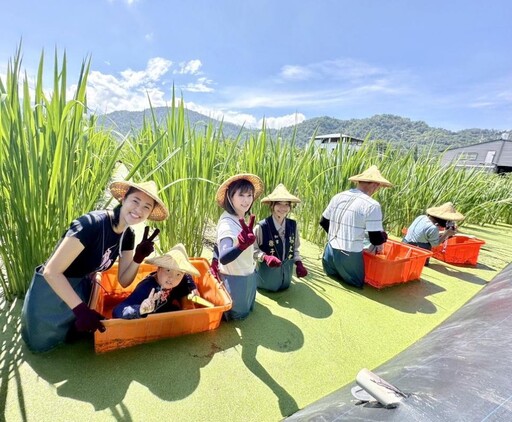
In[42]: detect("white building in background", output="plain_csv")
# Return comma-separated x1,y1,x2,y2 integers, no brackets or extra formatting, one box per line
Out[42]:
314,133,365,153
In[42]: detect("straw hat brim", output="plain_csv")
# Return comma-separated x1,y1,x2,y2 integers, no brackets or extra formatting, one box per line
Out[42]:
261,184,301,204
216,174,264,207
110,180,169,221
348,166,393,188
145,244,200,277
427,203,465,221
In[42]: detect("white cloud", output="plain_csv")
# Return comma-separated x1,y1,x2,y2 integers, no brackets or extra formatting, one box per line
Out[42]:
468,101,495,109
185,101,256,127
175,59,202,75
257,113,306,129
184,101,303,129
280,65,314,81
144,33,154,42
119,57,172,88
279,58,383,83
84,57,173,113
183,77,214,93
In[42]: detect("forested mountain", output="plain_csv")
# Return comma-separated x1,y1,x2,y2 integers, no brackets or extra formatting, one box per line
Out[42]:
276,115,505,151
97,106,248,140
98,107,508,152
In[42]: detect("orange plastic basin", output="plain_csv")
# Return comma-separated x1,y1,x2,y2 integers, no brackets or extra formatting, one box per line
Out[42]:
432,235,485,266
363,240,433,288
89,258,232,353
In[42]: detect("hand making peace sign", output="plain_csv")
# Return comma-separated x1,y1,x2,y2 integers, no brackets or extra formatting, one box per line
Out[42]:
133,226,160,263
140,288,162,315
237,214,256,251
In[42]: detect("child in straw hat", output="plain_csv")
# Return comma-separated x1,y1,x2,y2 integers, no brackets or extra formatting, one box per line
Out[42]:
113,244,200,319
403,202,464,257
215,173,264,320
21,180,168,352
254,184,308,292
320,165,392,289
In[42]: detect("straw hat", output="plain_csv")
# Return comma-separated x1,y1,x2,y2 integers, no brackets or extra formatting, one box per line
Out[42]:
261,183,301,204
348,165,393,187
110,180,169,221
427,202,465,221
215,173,264,207
145,243,200,277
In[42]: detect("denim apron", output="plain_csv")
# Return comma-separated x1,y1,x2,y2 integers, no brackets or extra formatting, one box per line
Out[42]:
220,272,257,321
21,265,93,353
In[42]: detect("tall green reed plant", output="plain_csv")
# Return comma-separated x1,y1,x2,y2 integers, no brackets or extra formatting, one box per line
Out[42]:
119,94,225,256
0,46,122,300
2,45,511,303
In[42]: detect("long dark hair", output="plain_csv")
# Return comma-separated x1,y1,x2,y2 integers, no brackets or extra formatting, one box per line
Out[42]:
223,179,255,216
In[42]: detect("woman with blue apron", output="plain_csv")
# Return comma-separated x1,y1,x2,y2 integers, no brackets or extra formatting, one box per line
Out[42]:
254,184,308,292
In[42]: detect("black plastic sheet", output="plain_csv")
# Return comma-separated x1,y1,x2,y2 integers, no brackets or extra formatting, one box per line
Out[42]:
286,263,512,421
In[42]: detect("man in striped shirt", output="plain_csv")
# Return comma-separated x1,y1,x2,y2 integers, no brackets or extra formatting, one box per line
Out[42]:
320,166,393,289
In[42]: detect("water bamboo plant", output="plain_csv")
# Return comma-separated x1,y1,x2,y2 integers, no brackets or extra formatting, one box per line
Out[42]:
1,45,511,301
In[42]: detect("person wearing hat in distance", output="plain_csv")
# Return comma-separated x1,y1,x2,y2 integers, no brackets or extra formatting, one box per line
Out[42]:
112,244,200,319
21,180,169,353
253,184,308,292
320,165,392,289
402,202,464,259
215,173,264,320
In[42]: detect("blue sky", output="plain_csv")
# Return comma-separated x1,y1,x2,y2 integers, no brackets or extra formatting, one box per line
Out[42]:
1,0,511,131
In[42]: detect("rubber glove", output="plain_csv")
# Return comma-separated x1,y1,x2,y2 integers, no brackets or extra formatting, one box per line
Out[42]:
210,258,220,280
295,261,308,277
237,215,256,251
134,227,160,263
263,255,282,267
72,302,106,333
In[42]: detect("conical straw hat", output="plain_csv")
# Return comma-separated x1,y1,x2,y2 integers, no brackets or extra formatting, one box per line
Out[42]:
145,243,200,277
348,165,393,187
215,173,264,207
427,202,465,221
261,184,301,204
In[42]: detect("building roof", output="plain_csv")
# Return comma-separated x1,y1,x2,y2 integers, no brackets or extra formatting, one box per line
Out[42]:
445,139,511,151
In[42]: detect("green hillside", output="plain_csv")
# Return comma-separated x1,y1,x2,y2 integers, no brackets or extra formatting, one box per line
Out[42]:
98,108,508,152
276,114,505,151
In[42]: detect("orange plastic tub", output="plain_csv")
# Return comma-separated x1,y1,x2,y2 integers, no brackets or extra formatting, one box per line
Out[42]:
431,235,485,266
89,258,232,353
363,240,433,288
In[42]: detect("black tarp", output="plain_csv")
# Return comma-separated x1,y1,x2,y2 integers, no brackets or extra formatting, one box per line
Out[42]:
286,263,512,421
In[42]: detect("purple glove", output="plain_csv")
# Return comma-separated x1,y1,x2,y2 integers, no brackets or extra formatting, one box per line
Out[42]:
210,258,220,280
134,226,160,263
263,255,282,267
295,261,308,278
237,215,256,251
72,302,106,333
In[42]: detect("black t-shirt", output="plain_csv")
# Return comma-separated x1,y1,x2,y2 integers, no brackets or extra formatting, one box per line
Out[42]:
58,210,135,277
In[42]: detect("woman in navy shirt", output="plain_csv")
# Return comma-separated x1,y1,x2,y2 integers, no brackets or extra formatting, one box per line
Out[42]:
21,180,169,352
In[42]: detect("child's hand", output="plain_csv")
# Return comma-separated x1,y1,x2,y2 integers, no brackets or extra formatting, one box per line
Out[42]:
140,288,161,315
190,288,200,297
